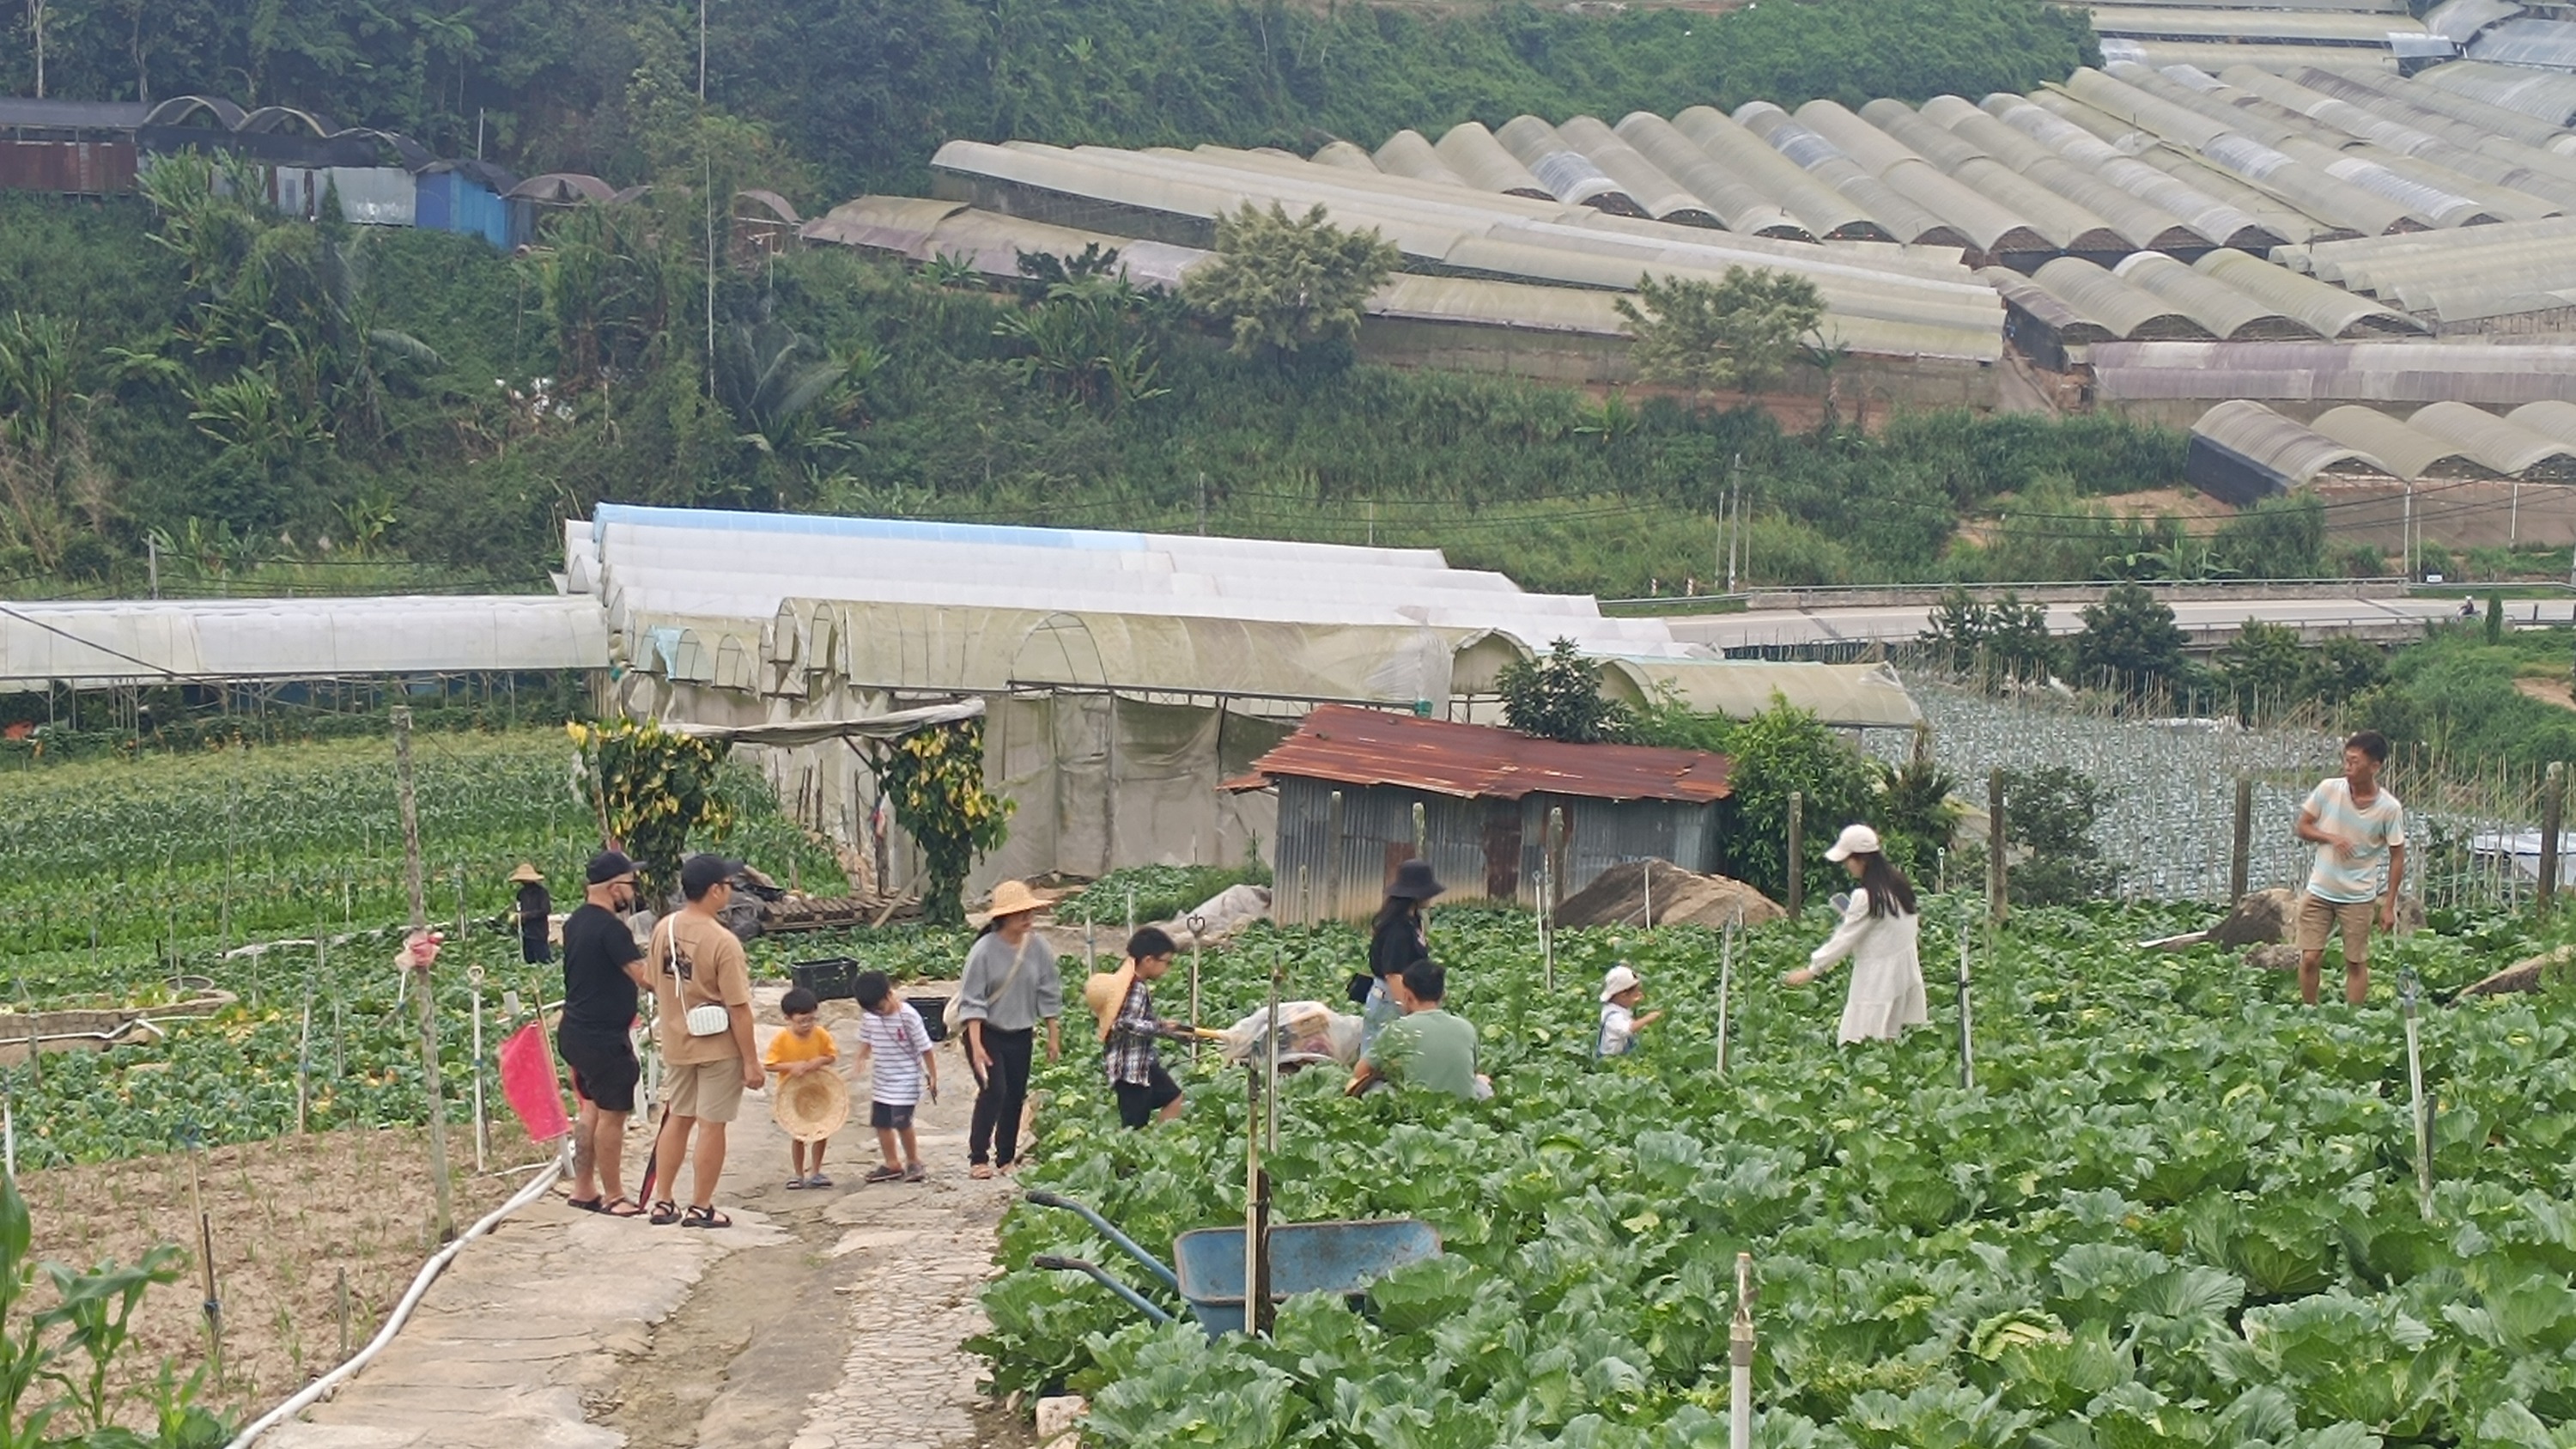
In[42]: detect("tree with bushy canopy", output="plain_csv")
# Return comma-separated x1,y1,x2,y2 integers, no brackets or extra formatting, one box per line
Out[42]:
1614,267,1823,399
2074,583,2189,695
1498,638,1632,744
1184,204,1399,360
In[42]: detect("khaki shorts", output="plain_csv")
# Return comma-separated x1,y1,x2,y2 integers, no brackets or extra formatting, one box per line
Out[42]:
663,1057,747,1123
2296,893,2378,962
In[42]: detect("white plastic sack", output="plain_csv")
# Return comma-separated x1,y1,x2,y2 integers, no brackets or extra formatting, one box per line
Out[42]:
1218,1001,1361,1067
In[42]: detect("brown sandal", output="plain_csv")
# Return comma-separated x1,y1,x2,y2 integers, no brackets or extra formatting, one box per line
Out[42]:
680,1204,732,1229
600,1196,645,1218
648,1200,681,1226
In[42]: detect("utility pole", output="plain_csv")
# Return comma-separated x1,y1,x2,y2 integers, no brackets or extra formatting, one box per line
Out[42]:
393,709,456,1242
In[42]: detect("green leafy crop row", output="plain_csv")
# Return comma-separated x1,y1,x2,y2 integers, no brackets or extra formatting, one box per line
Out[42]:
982,904,2576,1447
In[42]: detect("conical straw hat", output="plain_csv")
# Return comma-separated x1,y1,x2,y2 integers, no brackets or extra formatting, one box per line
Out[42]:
771,1069,850,1142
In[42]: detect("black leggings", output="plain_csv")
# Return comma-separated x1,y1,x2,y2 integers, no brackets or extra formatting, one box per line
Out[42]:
969,1025,1036,1166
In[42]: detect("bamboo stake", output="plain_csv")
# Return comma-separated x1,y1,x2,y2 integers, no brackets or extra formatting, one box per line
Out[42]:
394,709,456,1243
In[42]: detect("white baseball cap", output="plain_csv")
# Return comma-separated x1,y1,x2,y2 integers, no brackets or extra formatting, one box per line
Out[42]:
1601,964,1643,1002
1823,823,1882,862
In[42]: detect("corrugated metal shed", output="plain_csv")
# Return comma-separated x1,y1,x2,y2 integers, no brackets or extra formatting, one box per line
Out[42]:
1228,703,1732,802
2187,399,2393,504
1267,775,1716,921
2312,405,2487,478
2409,400,2576,478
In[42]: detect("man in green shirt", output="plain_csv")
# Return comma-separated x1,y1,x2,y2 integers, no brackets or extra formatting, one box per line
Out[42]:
1347,960,1482,1100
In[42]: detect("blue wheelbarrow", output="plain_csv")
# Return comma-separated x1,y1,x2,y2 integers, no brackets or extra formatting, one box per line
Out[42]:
1025,1190,1442,1339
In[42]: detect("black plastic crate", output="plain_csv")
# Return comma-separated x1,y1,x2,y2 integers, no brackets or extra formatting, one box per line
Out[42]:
908,995,950,1042
789,957,861,1002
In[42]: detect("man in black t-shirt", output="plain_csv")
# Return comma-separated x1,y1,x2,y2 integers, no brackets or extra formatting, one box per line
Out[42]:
560,849,650,1216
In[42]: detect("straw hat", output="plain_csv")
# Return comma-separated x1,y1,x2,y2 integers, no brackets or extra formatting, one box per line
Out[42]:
1084,963,1139,1042
771,1069,849,1143
508,862,545,885
1824,824,1882,862
986,880,1044,918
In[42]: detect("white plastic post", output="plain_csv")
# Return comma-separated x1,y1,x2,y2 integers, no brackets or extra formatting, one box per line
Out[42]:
1729,1252,1754,1449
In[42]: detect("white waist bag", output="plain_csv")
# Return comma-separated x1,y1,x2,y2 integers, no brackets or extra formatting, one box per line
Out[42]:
656,919,733,1037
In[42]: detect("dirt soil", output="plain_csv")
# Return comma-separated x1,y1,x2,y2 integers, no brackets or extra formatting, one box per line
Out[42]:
21,1123,544,1430
2517,677,2576,712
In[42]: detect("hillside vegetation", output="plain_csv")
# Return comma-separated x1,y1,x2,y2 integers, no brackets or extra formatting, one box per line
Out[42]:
7,0,2098,198
0,185,2189,596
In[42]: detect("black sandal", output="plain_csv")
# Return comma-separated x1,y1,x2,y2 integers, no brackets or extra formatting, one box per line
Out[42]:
565,1196,605,1213
680,1204,732,1229
600,1196,645,1218
647,1200,681,1226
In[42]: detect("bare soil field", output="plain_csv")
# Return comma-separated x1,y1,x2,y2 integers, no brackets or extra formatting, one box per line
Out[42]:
20,1123,545,1429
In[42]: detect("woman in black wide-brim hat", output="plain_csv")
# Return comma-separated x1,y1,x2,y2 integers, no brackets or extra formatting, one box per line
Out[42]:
1359,859,1443,1055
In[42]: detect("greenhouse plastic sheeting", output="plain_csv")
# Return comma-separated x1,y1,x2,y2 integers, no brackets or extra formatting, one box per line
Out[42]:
1597,659,1923,728
0,596,607,685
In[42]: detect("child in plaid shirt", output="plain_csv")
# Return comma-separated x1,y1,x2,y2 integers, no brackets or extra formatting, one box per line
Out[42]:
1100,928,1185,1129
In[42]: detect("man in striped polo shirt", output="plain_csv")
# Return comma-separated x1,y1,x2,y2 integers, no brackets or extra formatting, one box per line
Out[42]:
2293,729,2407,1008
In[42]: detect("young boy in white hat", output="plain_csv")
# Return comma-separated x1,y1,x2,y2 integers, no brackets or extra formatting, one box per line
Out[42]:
1597,964,1663,1057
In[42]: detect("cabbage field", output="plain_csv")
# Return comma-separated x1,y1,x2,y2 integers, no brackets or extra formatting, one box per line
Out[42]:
981,904,2576,1449
0,728,871,1167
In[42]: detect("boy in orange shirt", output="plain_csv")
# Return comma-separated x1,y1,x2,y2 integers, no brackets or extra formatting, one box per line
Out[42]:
764,986,841,1187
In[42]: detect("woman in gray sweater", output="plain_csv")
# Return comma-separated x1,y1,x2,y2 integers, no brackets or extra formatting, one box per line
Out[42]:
957,880,1062,1178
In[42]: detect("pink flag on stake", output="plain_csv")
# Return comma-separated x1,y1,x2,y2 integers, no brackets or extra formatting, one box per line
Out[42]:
499,1022,572,1142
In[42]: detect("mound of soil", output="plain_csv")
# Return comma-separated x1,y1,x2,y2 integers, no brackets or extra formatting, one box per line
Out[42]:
1558,860,1784,930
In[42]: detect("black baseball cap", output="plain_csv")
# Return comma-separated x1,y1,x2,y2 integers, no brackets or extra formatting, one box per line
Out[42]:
681,854,741,899
586,849,636,885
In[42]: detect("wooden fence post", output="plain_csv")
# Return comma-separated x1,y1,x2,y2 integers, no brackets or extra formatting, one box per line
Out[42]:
2542,762,2565,917
1988,770,2008,922
1785,790,1805,917
2230,775,2253,904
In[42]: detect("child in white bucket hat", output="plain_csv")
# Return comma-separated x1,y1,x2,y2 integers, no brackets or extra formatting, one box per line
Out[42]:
1597,963,1663,1057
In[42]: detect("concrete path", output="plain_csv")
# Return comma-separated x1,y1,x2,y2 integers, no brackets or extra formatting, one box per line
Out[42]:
258,981,1030,1449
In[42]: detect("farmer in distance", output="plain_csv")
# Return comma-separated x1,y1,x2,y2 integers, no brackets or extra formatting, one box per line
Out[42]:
2293,729,2407,1008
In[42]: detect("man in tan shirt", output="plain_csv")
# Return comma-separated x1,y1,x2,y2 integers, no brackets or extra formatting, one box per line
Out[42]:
642,855,761,1227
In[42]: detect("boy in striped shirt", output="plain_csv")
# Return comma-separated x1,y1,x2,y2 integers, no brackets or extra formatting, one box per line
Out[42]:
853,971,936,1183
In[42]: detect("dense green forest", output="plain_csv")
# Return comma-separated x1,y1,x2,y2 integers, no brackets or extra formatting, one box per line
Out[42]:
7,0,2099,199
0,177,2205,596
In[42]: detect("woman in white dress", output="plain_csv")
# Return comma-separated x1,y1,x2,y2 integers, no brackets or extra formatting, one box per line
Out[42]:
1782,825,1928,1044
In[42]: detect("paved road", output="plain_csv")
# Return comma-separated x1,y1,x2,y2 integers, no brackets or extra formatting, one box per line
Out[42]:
1663,594,2505,653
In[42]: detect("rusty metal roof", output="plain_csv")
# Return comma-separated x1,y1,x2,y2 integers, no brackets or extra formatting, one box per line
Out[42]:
1227,704,1733,803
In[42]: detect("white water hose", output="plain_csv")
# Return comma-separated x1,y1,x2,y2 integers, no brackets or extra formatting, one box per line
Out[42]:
225,1146,566,1447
